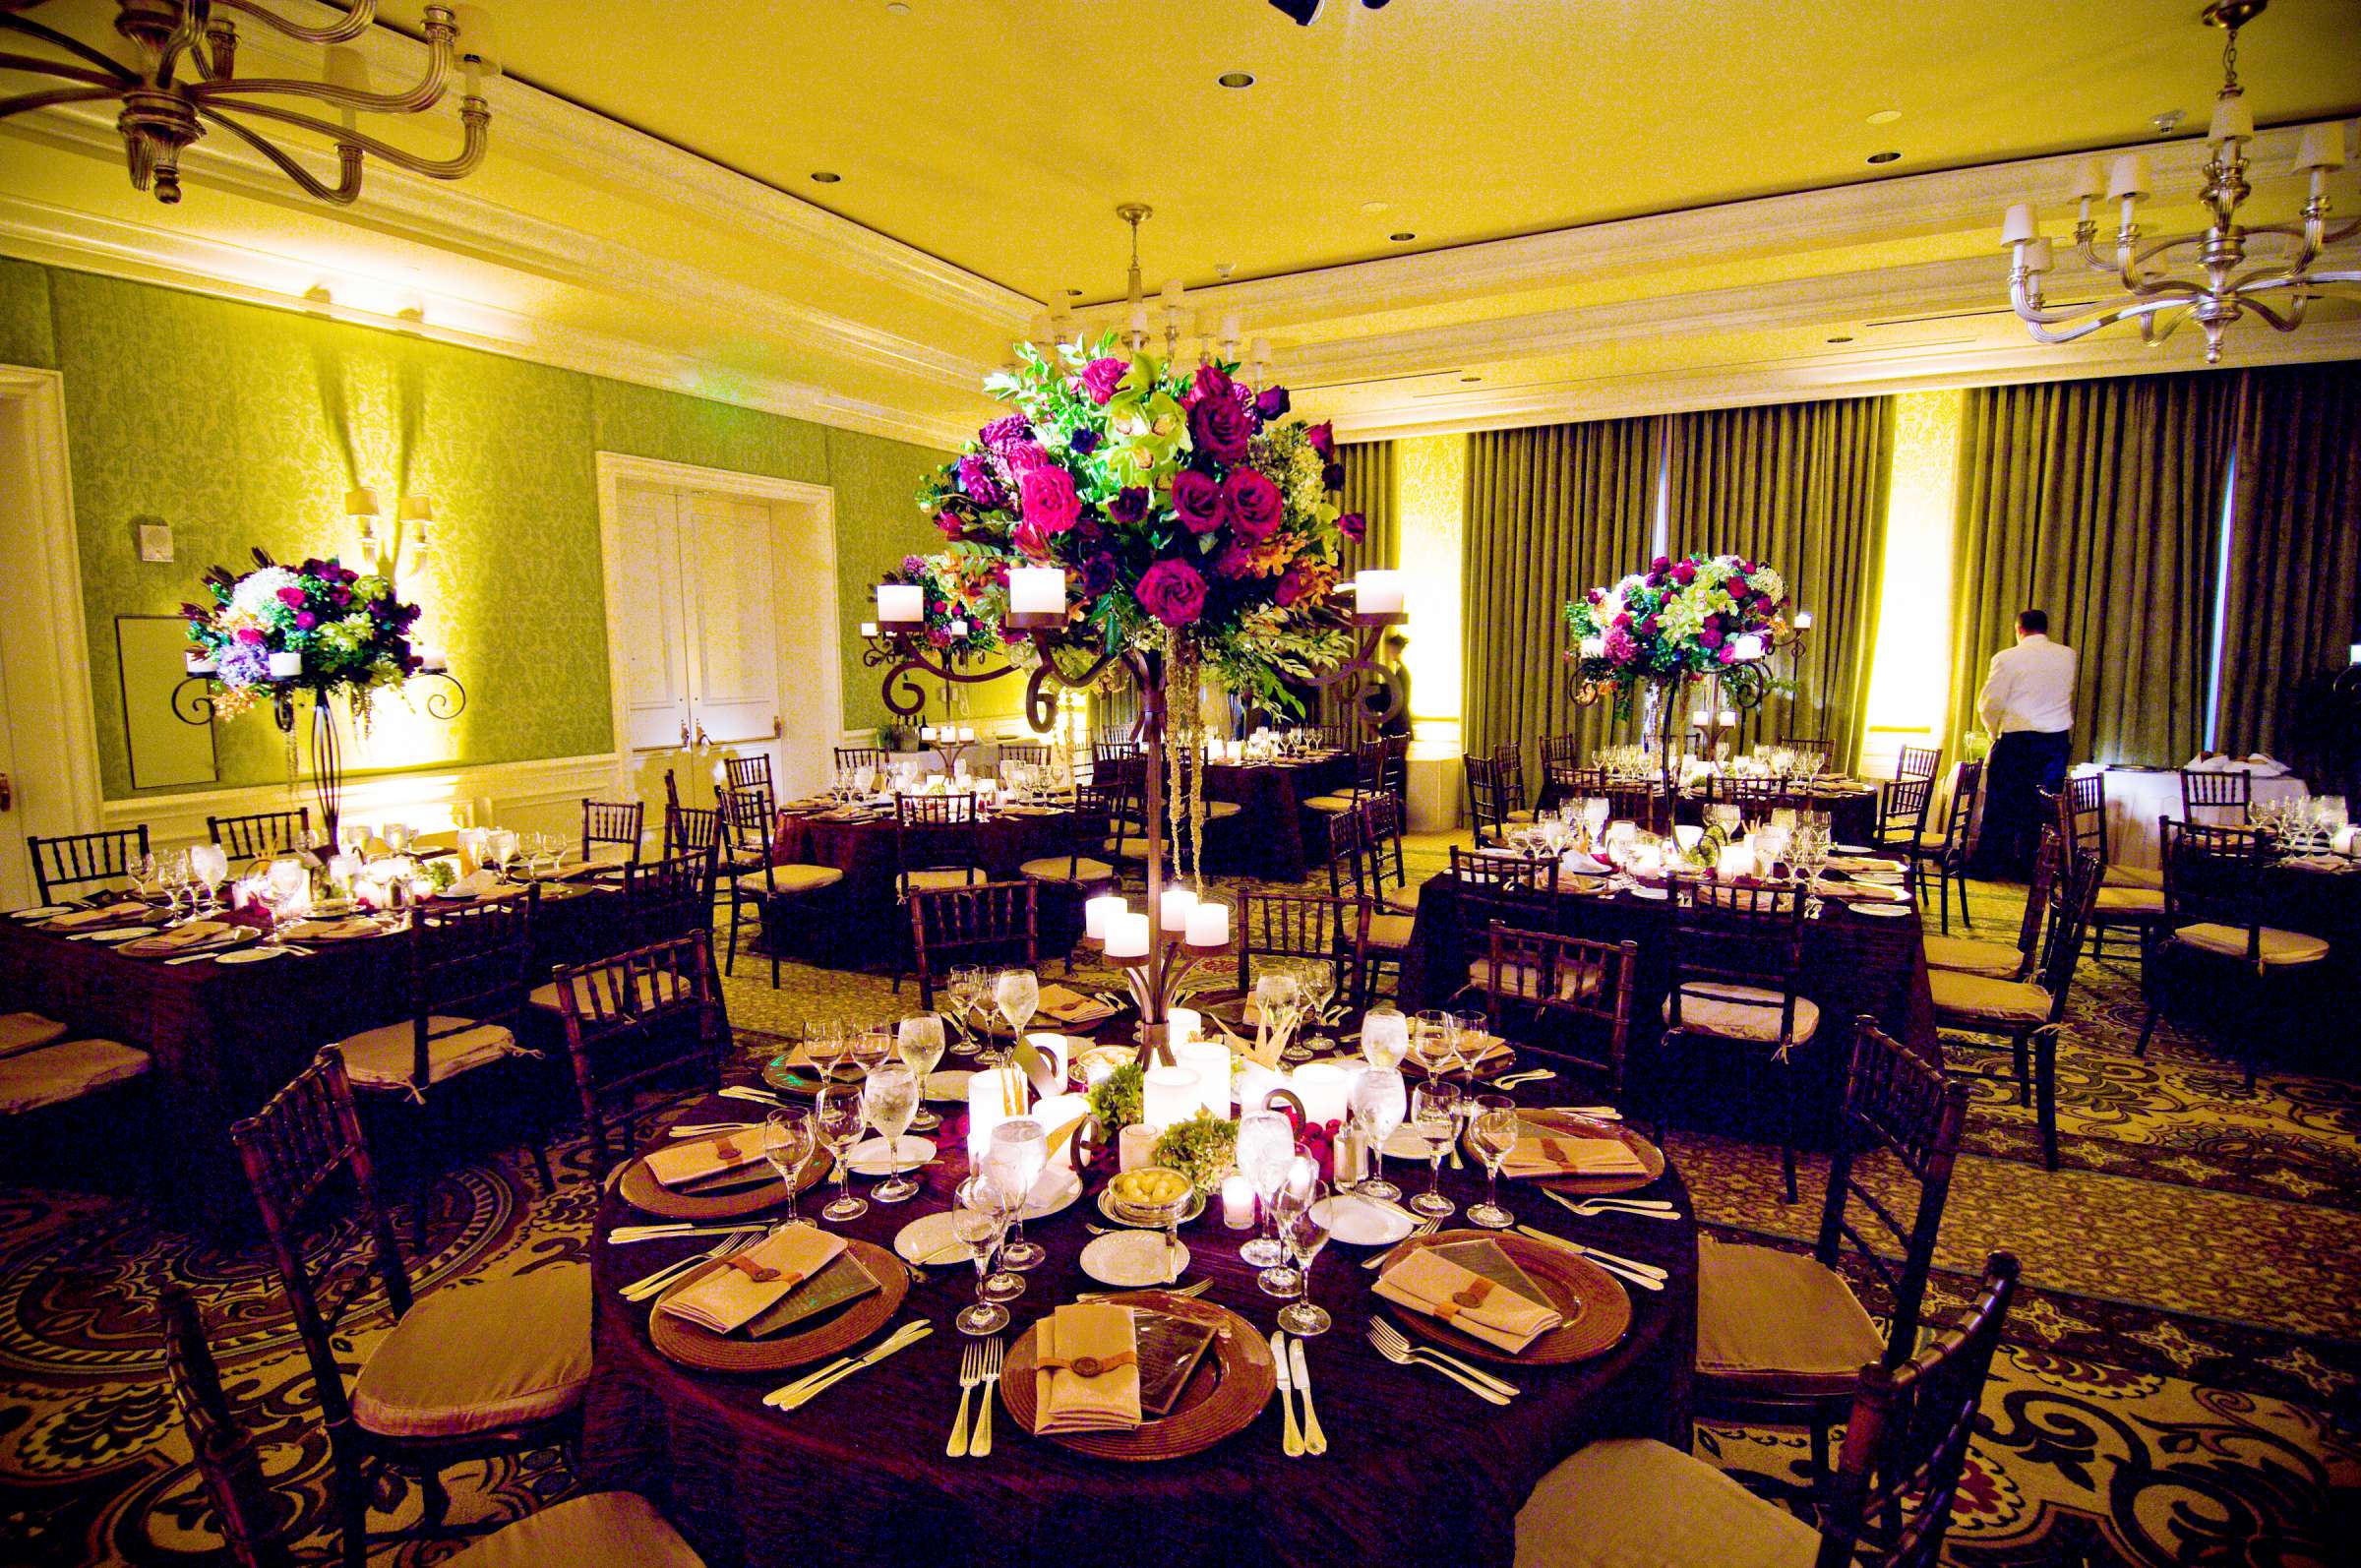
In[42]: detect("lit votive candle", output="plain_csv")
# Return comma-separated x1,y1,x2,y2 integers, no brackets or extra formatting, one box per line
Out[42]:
1084,894,1127,940
1142,1065,1201,1133
859,621,878,638
1184,900,1230,947
1222,1174,1256,1230
1717,842,1755,881
1106,912,1152,959
1160,885,1198,933
1717,708,1738,729
1118,1122,1158,1173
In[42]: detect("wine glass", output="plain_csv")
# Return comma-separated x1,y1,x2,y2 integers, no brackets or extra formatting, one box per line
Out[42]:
1275,1173,1337,1336
896,1013,947,1131
943,967,985,1057
850,1023,893,1079
1352,1065,1409,1202
1298,959,1340,1054
1361,1005,1410,1071
863,1062,923,1204
265,859,308,940
952,1176,1017,1333
805,1019,851,1083
1409,1081,1461,1219
760,1108,815,1228
1467,1093,1519,1230
813,1082,869,1222
1412,1009,1459,1080
1253,969,1306,1063
994,969,1040,1056
984,1118,1048,1270
488,830,520,881
1258,1158,1315,1298
128,851,158,906
1235,1111,1295,1269
189,844,229,916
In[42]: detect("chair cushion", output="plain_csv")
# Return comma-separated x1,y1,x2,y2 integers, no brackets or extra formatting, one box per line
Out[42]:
2093,885,2166,916
0,1038,150,1115
1922,934,2025,979
351,1263,591,1440
1514,1436,1821,1568
1113,836,1154,860
1366,912,1417,952
446,1491,706,1568
770,863,844,895
338,1016,525,1094
2173,922,2332,967
1695,1236,1885,1400
1504,809,1538,823
1202,801,1243,820
0,1011,69,1060
2103,863,2164,889
1929,969,2054,1026
897,868,977,895
1302,794,1360,814
1382,884,1422,915
527,971,690,1014
1664,984,1820,1047
1470,960,1604,1003
1018,856,1116,883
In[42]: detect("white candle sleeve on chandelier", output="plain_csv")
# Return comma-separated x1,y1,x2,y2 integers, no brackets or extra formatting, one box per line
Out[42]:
2024,236,2053,272
2107,152,2150,201
878,584,924,624
2296,122,2347,171
2070,159,2105,201
2209,90,2254,145
2001,203,2037,245
1008,566,1065,615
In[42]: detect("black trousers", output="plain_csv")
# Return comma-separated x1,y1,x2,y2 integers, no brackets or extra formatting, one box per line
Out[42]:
1974,729,2072,880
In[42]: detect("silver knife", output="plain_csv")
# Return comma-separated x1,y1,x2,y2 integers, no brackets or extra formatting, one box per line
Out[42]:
1289,1338,1327,1456
1270,1329,1303,1457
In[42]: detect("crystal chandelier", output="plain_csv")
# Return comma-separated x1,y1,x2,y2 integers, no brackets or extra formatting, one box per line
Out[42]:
0,1,494,207
2000,0,2357,364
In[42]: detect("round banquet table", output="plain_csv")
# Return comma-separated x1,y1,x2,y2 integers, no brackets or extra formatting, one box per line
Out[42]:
580,1068,1697,1568
772,805,1081,953
1538,777,1885,847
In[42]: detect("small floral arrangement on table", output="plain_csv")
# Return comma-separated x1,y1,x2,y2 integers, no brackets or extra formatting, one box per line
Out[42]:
1151,1110,1240,1198
183,551,424,718
1563,552,1793,718
1087,1059,1146,1144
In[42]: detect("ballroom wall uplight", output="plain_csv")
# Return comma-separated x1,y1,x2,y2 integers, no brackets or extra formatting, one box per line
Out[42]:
1858,390,1962,774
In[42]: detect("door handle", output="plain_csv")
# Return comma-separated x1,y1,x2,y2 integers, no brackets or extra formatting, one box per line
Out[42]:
696,724,710,748
680,720,692,749
0,772,11,812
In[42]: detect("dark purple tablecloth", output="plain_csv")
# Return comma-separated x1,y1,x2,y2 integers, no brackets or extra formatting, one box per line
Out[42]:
773,809,1078,957
1201,754,1358,882
582,1072,1697,1568
1537,779,1885,847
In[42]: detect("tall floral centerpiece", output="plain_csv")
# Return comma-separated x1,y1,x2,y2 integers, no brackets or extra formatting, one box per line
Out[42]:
1563,553,1794,790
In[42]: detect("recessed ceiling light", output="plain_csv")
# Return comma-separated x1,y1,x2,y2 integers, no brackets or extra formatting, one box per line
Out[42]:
1865,109,1902,126
1217,71,1255,89
1460,375,1482,383
1361,200,1390,215
1388,231,1416,242
1827,334,1855,343
1063,287,1083,297
811,170,841,183
885,2,910,13
1865,151,1901,165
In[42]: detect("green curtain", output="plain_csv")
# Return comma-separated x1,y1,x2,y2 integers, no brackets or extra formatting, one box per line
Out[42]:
1462,417,1664,782
1943,372,2240,769
1665,396,1894,772
1337,441,1400,575
2214,361,2361,759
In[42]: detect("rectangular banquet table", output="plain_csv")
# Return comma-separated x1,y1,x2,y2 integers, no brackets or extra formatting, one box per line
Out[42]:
582,1067,1696,1568
1538,777,1888,849
0,885,617,1229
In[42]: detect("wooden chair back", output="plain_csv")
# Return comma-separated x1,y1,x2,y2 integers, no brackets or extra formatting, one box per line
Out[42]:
1937,762,1983,868
623,845,716,945
1449,845,1561,935
1477,927,1639,1097
2055,772,2110,866
1708,772,1789,815
997,741,1051,769
1094,738,1142,769
1541,733,1583,789
1816,1254,2022,1568
2178,767,2252,825
388,890,537,1092
1783,736,1836,767
158,1286,295,1568
834,746,888,773
551,930,726,1177
1463,753,1511,842
1232,890,1368,1003
909,881,1039,1009
208,809,312,861
1358,792,1411,903
579,798,645,866
2032,846,2105,1007
1315,807,1363,900
29,825,151,904
1043,785,1119,880
723,753,774,799
666,801,727,862
1815,1017,1970,1361
2157,818,2273,960
1895,745,1942,783
1665,879,1809,1047
894,792,981,890
1877,773,1936,853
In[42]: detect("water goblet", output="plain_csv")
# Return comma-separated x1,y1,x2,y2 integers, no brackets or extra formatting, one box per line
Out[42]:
896,1013,947,1130
1235,1110,1295,1268
863,1063,923,1204
759,1109,815,1228
984,1118,1048,1270
1409,1081,1461,1219
953,1176,1018,1331
1466,1094,1519,1230
994,968,1040,1061
190,843,229,915
1352,1065,1408,1202
814,1082,869,1222
1360,1004,1410,1071
1275,1175,1337,1335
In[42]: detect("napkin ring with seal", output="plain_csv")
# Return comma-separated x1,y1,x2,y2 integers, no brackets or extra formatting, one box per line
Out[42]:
1436,1279,1495,1321
1041,1351,1136,1378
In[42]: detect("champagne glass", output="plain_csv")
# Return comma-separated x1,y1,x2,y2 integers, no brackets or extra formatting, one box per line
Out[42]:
994,969,1040,1057
897,1013,947,1131
863,1063,923,1204
814,1082,869,1222
760,1108,815,1228
1409,1081,1460,1219
1467,1093,1519,1230
1360,1005,1410,1071
1235,1111,1295,1268
1258,1158,1315,1298
952,1176,1017,1332
984,1118,1048,1270
1352,1066,1409,1202
1275,1174,1337,1336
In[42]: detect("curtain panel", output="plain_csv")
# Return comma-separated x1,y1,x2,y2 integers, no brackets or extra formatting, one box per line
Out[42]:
1336,442,1401,576
1665,396,1895,772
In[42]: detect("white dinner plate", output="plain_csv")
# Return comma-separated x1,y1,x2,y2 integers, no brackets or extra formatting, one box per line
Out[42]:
1311,1193,1417,1247
843,1136,937,1176
1080,1230,1191,1289
924,1069,973,1104
892,1211,973,1267
88,926,158,942
216,945,292,964
1834,843,1875,855
7,905,73,921
1848,903,1912,919
1628,885,1669,900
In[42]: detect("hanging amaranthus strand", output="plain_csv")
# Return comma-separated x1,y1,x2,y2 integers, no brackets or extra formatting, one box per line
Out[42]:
1162,638,1204,886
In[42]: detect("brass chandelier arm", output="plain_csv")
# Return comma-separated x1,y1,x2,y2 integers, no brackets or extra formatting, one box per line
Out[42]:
0,84,119,115
198,104,362,204
212,0,377,45
0,51,125,88
192,28,454,115
201,91,488,180
0,15,139,82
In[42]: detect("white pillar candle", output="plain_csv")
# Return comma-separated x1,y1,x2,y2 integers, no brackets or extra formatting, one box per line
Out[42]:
859,621,878,637
1084,894,1127,939
1008,566,1066,616
1717,842,1755,881
1160,884,1198,933
1119,1122,1158,1173
1293,1061,1351,1127
1236,1060,1283,1115
268,650,302,679
878,583,924,624
1730,631,1765,661
1222,1173,1256,1229
1142,1066,1201,1134
1106,912,1151,959
966,1064,1029,1163
1184,901,1230,947
1176,1037,1232,1118
947,619,969,638
1355,570,1405,615
959,725,977,742
1718,708,1739,729
1166,1006,1202,1046
185,651,217,675
1793,610,1813,630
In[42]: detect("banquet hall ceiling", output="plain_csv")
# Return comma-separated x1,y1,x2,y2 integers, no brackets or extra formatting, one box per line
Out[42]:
2,0,2358,443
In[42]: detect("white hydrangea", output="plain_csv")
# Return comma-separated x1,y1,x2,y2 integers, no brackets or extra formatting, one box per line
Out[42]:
1747,567,1786,602
227,567,298,620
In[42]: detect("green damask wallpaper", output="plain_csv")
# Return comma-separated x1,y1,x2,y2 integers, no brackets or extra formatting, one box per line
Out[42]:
0,262,957,799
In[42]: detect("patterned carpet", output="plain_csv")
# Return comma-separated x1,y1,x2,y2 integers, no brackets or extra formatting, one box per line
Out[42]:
0,836,2354,1566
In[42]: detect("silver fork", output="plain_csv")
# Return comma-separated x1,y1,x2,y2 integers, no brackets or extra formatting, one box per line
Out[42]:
1364,1321,1514,1404
619,1229,756,1300
946,1340,982,1458
1079,1277,1212,1302
1367,1317,1522,1398
1555,1197,1683,1221
973,1338,1004,1458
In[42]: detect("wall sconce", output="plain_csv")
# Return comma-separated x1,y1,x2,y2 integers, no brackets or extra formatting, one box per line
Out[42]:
397,495,435,563
345,487,382,567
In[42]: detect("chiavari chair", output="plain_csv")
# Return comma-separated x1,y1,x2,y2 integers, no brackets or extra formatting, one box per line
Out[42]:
717,783,841,989
2138,818,2330,1089
27,824,150,905
1894,744,1941,783
227,1049,592,1568
1446,846,1561,997
1664,876,1817,1200
1561,765,1671,835
722,752,775,809
1872,773,1936,893
834,745,889,773
1015,786,1120,971
1475,927,1638,1098
1229,889,1369,1009
1918,759,1983,934
996,739,1051,770
1706,771,1788,818
551,930,728,1179
331,886,547,1242
527,846,717,1020
578,797,644,874
1694,1015,1970,1489
1462,752,1517,847
1302,735,1396,816
1314,802,1363,901
1930,838,2103,1169
1540,732,1584,793
1321,810,1410,1005
1517,1253,2020,1568
2054,776,2165,963
207,808,311,861
1781,735,1837,769
2178,766,2252,826
1358,792,1419,915
1924,827,2053,983
909,880,1039,1011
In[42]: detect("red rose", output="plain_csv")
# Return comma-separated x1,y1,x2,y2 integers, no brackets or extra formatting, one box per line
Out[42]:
1137,558,1208,627
1274,567,1308,607
1188,363,1234,407
1305,421,1336,461
1080,357,1127,405
1188,396,1252,464
1018,464,1082,534
1172,470,1225,534
1338,511,1366,541
1213,544,1256,579
1223,470,1283,541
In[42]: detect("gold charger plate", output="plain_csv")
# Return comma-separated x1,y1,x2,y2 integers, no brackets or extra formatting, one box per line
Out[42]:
647,1239,907,1373
999,1290,1276,1461
617,1145,834,1221
1385,1230,1632,1366
1518,1110,1666,1197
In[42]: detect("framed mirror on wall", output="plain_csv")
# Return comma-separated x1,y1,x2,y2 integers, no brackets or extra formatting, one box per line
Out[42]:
116,616,216,791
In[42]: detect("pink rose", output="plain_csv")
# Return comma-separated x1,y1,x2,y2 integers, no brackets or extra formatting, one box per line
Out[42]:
1003,442,1052,474
1223,470,1283,541
1172,470,1225,534
1137,558,1208,627
1013,518,1053,559
1018,464,1082,534
276,586,307,609
1079,357,1127,404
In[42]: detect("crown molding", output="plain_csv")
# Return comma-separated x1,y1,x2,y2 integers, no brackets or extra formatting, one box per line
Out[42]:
0,196,977,451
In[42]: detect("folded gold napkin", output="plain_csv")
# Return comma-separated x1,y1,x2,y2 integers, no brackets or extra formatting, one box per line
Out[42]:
1373,1247,1563,1355
130,919,228,950
1034,1302,1142,1433
1820,877,1908,903
279,916,381,940
1036,984,1116,1025
44,903,140,931
1824,856,1901,874
658,1224,845,1335
1500,1123,1647,1179
644,1124,794,1189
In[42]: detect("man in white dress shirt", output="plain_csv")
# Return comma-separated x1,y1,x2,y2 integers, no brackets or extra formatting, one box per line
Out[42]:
1970,608,2079,880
